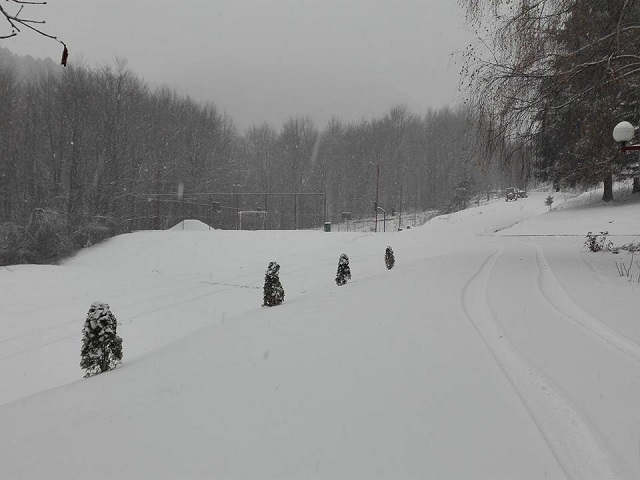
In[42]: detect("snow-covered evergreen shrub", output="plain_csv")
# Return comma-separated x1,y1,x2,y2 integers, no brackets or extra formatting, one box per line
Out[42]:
335,253,351,286
262,261,285,306
545,195,554,211
385,246,395,270
80,302,123,377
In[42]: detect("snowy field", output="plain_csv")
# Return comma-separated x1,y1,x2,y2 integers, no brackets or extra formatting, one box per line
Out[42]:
2,189,640,479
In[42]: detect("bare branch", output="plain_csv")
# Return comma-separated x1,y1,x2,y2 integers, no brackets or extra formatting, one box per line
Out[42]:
0,0,65,48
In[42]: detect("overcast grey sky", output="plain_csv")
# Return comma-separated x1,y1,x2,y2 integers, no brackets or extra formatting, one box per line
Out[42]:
4,0,473,131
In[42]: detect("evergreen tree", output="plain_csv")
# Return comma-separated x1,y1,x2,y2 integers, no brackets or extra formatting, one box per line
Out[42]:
545,195,554,211
385,246,395,270
335,253,351,286
447,176,473,213
80,302,123,377
262,261,284,306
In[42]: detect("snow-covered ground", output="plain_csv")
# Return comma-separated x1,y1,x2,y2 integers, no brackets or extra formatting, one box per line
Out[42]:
2,189,640,479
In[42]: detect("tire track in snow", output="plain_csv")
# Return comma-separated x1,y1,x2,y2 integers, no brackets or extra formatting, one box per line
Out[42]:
0,262,271,357
0,246,374,363
1,238,354,349
0,278,218,346
0,283,225,358
461,246,621,480
0,258,331,362
0,318,78,346
532,243,640,366
0,281,217,347
0,282,253,362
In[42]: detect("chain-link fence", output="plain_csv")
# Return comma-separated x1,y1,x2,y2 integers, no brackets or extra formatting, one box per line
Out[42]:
322,210,440,233
118,192,328,232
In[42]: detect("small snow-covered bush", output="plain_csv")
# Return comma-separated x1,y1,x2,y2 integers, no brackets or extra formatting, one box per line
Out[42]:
263,261,285,306
385,246,395,270
545,195,554,211
335,253,351,286
584,231,613,253
80,302,123,377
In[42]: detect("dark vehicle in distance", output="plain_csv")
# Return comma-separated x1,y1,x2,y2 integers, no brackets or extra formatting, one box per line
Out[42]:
505,187,517,201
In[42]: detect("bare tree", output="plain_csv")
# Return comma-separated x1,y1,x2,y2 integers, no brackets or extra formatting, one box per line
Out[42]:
245,123,278,193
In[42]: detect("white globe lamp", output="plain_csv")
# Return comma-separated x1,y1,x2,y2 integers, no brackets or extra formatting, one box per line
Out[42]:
613,121,636,143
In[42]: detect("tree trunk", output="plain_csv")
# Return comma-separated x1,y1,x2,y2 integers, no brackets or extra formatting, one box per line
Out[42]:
633,177,640,194
602,174,614,202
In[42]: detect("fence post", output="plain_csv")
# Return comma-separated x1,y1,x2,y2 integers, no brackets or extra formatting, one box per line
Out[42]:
209,195,213,229
130,194,135,232
181,197,184,229
264,194,268,230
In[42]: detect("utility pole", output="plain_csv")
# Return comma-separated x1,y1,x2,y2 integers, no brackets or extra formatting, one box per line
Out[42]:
154,169,161,230
399,184,403,230
374,162,380,232
323,193,327,225
234,184,238,230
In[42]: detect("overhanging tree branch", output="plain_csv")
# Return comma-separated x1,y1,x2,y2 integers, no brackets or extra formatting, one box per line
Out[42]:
0,0,68,65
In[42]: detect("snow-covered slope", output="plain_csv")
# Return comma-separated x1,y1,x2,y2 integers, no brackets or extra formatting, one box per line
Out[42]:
2,189,640,479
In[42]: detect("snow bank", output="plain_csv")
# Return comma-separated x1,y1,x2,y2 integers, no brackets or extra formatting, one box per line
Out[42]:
169,219,213,231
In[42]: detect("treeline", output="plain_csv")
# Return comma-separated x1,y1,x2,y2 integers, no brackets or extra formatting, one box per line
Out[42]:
0,52,236,264
0,47,522,265
239,106,529,223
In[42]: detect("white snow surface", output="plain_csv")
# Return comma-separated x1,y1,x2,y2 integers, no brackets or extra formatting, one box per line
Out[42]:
2,190,640,479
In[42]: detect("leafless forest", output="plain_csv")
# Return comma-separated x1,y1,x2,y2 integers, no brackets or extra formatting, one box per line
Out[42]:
0,47,523,264
3,0,640,266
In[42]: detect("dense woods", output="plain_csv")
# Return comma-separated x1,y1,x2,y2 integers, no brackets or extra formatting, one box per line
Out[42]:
0,47,520,265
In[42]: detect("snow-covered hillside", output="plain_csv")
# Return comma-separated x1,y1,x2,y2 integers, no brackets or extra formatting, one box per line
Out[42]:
2,190,640,479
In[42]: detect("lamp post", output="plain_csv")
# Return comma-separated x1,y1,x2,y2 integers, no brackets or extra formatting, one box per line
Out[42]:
369,160,381,232
613,121,640,151
398,184,403,230
613,121,640,193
